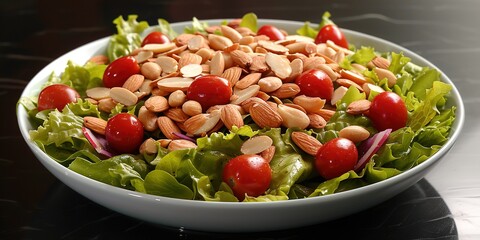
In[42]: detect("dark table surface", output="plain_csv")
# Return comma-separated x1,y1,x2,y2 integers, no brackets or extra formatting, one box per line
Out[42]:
2,0,479,239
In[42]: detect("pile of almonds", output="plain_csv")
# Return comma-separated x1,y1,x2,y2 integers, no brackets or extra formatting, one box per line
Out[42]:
83,20,398,158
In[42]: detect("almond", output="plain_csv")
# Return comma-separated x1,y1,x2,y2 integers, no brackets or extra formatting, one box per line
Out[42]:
277,104,310,130
240,135,273,155
168,139,197,151
249,101,283,128
183,110,221,136
110,87,138,106
157,116,181,140
339,125,371,143
122,74,145,92
235,72,262,89
265,52,292,79
260,145,276,163
346,99,371,115
220,104,244,130
291,131,323,156
270,83,300,99
138,106,158,131
83,116,107,135
144,95,169,112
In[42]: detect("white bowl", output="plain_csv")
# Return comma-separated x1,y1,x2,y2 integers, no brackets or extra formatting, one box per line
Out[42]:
17,19,465,233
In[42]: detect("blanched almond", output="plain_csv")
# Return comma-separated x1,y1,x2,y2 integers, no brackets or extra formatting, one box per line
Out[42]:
277,104,310,129
156,56,178,74
265,52,291,79
145,95,169,112
168,139,197,151
339,125,371,143
138,106,158,131
86,87,110,100
141,62,162,80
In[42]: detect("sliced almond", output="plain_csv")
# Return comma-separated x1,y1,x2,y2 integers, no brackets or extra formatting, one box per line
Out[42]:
187,35,206,51
257,40,289,54
142,42,177,54
134,50,154,63
86,87,111,100
183,110,221,136
291,131,323,156
240,135,273,155
156,56,178,74
265,52,292,79
331,86,349,105
110,87,138,106
230,84,261,105
180,64,203,78
235,72,262,89
157,77,194,92
178,52,203,69
340,69,368,86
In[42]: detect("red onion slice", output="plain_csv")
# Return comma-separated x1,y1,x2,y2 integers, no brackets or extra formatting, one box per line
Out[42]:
354,128,392,171
82,127,114,158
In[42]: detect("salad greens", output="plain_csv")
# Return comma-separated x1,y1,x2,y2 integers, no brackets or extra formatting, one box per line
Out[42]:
19,13,456,202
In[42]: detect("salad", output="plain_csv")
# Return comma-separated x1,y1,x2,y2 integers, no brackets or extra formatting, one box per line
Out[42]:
18,12,456,202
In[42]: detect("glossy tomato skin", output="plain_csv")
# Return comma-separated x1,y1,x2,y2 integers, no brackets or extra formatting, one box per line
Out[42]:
315,138,358,180
105,113,144,154
186,75,232,111
295,69,334,101
37,84,80,111
141,31,170,46
103,56,140,88
257,25,285,41
368,91,408,131
314,24,349,49
222,154,272,201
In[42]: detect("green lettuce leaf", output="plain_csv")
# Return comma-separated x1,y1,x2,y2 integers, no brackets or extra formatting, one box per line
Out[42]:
107,15,149,61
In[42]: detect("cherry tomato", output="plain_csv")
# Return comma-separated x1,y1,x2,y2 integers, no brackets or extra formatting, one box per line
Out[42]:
314,24,349,49
141,31,171,46
37,84,80,111
186,75,232,111
315,137,358,180
105,113,144,154
295,69,334,101
368,91,408,131
222,154,272,201
103,56,140,88
257,25,285,41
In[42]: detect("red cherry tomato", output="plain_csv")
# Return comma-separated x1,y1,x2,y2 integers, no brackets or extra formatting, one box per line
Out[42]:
314,24,349,49
103,56,140,88
141,31,171,46
222,154,272,201
315,137,358,180
295,69,334,101
257,25,285,41
105,113,144,154
368,91,408,131
37,84,80,111
186,75,232,111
